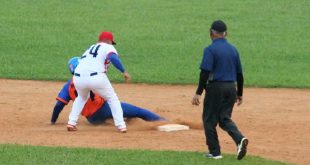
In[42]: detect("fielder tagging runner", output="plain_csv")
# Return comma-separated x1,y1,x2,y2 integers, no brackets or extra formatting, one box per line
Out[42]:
67,31,130,133
51,57,165,126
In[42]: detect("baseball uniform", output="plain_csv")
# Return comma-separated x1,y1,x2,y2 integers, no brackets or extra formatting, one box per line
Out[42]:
52,80,164,124
68,32,126,131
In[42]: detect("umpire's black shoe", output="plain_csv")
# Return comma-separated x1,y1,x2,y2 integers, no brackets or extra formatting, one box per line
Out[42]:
205,153,223,159
237,138,249,160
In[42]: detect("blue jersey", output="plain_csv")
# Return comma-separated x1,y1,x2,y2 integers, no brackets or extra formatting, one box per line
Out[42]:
200,38,242,81
56,80,71,105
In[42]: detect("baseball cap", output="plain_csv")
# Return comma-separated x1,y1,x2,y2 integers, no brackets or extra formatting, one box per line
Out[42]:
210,20,227,33
98,31,116,45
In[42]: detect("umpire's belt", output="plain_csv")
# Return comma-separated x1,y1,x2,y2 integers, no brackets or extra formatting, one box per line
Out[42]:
208,80,234,83
74,72,98,77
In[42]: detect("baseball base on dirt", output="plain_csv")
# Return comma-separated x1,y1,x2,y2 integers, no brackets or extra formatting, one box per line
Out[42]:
157,124,190,132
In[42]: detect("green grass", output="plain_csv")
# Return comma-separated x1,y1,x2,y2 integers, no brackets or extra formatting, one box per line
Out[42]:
0,0,309,87
0,144,290,165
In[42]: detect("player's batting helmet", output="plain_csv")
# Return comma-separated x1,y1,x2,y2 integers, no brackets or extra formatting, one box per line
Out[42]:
68,57,80,74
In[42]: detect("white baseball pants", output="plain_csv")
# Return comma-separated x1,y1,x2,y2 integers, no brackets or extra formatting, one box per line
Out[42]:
68,72,126,129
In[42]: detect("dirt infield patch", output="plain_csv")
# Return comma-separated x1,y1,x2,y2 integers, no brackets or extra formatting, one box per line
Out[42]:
0,79,309,165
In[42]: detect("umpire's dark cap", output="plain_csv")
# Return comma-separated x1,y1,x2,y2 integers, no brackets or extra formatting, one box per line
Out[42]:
211,20,227,33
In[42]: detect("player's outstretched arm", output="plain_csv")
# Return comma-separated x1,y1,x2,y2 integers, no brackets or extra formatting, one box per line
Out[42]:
51,101,66,124
52,80,72,124
108,53,131,82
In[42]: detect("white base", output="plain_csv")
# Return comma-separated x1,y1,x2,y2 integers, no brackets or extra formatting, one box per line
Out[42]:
157,124,190,132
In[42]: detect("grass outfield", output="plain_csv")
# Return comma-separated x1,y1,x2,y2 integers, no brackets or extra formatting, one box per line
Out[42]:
0,144,290,165
0,0,309,87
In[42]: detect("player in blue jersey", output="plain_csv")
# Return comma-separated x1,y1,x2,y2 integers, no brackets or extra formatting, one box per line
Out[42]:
51,57,165,127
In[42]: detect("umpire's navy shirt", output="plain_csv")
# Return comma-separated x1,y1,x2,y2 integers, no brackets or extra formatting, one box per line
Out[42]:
200,38,242,81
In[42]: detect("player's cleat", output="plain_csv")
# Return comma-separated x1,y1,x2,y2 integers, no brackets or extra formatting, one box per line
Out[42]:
237,138,249,160
205,153,223,159
118,127,127,133
67,124,77,131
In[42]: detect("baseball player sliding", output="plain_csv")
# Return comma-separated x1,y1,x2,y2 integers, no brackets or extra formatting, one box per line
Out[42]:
67,31,130,133
51,57,165,126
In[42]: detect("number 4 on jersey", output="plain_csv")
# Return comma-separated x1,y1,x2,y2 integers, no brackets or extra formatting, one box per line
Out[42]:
89,45,101,58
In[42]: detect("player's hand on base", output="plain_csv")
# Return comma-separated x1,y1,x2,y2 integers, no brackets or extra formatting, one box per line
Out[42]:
123,71,131,83
192,94,201,106
236,96,243,106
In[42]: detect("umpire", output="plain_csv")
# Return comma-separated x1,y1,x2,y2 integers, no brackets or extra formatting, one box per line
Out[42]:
192,20,248,160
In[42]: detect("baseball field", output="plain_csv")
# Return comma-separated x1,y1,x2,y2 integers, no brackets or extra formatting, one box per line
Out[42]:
0,0,309,165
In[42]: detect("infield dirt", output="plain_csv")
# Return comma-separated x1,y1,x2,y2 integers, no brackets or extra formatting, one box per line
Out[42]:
0,79,309,165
